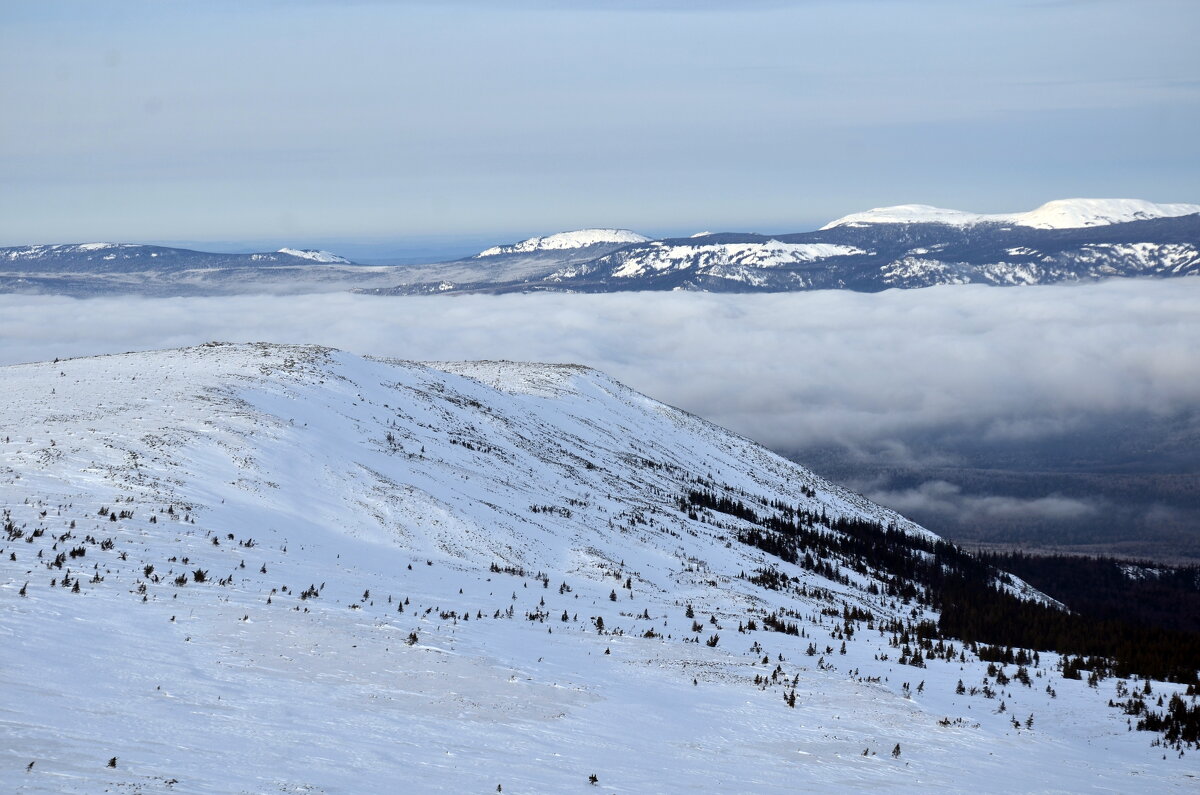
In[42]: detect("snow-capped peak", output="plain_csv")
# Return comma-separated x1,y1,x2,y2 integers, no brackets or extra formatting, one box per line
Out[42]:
475,228,650,257
277,248,350,264
1011,198,1200,229
820,198,1200,231
819,205,987,229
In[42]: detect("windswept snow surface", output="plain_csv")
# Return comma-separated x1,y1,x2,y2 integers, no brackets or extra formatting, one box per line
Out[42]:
475,229,650,257
0,344,1194,792
821,198,1200,230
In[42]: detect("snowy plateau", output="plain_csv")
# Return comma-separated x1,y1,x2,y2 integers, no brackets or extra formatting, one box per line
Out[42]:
819,198,1200,230
1,343,1196,793
274,249,351,265
474,230,651,258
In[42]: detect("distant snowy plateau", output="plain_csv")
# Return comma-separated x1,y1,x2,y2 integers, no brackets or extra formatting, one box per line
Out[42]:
1,343,1195,792
2,199,1198,296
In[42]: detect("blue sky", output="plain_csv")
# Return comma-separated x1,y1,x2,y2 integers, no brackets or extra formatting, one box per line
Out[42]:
2,0,1198,252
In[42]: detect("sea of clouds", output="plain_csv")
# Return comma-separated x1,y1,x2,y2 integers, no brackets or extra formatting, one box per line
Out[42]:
2,279,1196,457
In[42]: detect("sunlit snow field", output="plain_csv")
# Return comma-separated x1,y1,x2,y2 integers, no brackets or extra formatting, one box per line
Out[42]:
1,343,1196,792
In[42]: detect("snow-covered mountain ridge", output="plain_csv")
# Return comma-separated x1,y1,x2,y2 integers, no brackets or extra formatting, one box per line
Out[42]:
5,200,1197,296
475,229,650,257
2,242,355,267
1,343,1194,791
275,247,350,264
0,242,410,296
601,240,865,282
821,198,1200,230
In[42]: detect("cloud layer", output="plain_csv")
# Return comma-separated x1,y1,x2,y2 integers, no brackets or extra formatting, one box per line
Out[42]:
6,278,1198,550
1,280,1197,455
864,480,1099,525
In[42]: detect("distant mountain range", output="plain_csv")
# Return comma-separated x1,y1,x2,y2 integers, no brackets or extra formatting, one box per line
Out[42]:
0,242,403,296
370,199,1200,295
4,199,1197,296
2,242,351,270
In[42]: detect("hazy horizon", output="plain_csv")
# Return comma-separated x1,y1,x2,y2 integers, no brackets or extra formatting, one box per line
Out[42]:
3,0,1197,246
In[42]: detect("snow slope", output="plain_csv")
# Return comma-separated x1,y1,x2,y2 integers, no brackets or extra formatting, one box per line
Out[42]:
276,248,351,264
603,241,865,279
536,239,867,290
821,198,1200,230
0,344,1195,792
476,229,650,257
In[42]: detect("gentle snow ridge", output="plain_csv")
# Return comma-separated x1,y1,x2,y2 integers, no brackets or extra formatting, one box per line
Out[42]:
4,243,136,260
277,248,351,264
820,198,1200,230
476,228,650,257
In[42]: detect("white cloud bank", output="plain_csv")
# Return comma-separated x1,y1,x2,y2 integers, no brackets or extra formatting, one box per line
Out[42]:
865,480,1099,524
1,279,1197,454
